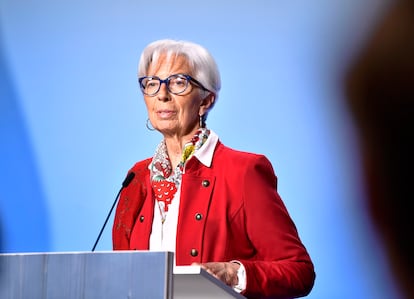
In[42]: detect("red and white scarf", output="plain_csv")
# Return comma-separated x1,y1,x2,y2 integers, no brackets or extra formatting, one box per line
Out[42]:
150,128,210,222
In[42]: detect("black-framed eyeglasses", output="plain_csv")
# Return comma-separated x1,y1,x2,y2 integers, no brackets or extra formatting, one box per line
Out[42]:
138,73,210,96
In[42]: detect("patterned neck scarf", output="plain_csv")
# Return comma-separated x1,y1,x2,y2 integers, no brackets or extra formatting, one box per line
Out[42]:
150,128,210,222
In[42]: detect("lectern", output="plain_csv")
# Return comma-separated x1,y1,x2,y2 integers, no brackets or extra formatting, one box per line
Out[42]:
0,251,246,299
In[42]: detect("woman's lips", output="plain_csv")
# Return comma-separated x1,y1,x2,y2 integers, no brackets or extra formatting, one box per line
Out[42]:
157,110,176,119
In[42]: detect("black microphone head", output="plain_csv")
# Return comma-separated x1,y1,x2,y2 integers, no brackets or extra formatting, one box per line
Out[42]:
122,172,135,188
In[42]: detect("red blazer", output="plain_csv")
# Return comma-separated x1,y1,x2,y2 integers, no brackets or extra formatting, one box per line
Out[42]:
113,141,315,299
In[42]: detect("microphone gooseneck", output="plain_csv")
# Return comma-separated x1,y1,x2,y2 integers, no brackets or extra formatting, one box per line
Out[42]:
91,172,136,251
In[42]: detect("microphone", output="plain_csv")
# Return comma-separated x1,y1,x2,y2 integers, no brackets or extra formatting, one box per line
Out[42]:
91,171,135,251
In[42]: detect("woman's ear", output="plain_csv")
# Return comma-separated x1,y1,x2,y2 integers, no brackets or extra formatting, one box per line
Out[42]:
199,92,215,115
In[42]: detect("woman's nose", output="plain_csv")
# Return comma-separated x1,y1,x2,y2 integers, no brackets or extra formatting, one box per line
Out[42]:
157,83,171,101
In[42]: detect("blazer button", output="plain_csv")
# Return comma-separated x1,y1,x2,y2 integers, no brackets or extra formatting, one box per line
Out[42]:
139,215,145,222
190,249,198,257
195,213,203,221
202,180,210,187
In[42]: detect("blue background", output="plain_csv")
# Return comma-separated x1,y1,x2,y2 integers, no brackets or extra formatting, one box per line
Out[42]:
0,1,402,298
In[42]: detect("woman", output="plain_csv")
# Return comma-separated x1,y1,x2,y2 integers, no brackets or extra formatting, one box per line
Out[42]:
112,39,315,299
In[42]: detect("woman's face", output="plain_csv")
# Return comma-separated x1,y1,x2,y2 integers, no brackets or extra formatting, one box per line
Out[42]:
144,54,213,139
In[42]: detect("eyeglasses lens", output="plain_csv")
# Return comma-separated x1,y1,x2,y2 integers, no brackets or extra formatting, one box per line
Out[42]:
168,75,189,94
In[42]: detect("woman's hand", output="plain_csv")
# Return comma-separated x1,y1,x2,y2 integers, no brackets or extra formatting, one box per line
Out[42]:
193,262,240,287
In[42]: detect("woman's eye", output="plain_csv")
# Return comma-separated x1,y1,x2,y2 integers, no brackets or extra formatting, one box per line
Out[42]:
147,81,159,88
172,78,186,86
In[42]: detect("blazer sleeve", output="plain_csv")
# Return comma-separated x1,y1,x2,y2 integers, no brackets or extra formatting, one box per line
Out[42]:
239,155,315,298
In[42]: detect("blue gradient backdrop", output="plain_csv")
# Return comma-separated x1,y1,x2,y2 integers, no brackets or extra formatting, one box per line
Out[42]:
0,1,402,298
